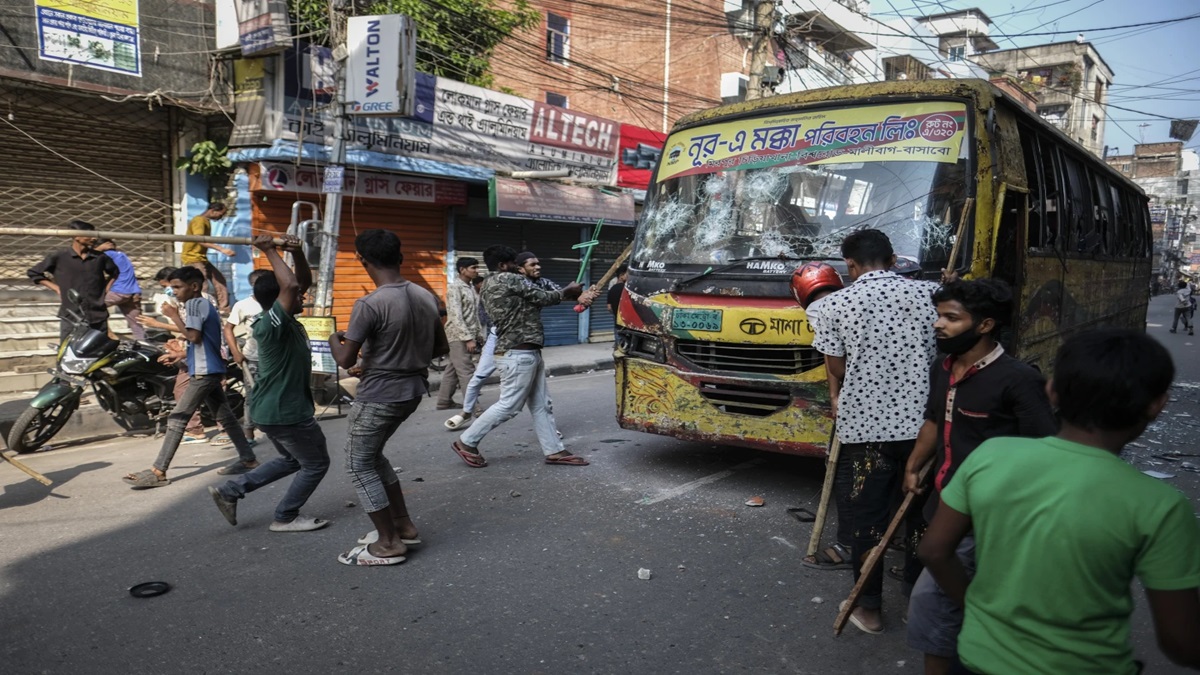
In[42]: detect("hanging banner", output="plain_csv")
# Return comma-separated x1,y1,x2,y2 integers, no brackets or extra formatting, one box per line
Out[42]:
230,58,269,146
346,14,417,117
35,0,140,76
235,0,291,56
489,177,635,226
657,102,968,182
254,163,467,205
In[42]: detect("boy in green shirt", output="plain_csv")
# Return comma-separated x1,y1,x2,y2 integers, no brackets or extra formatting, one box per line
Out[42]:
208,234,331,532
920,329,1200,674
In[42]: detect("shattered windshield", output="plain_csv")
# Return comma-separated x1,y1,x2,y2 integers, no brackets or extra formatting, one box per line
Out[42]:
634,101,971,268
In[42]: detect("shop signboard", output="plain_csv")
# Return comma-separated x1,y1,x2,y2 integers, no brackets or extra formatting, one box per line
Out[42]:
235,0,290,55
346,15,416,117
35,0,140,75
616,124,666,190
256,163,467,205
489,177,635,226
297,316,337,374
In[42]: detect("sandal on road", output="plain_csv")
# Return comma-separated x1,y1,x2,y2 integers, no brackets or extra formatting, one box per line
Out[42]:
270,516,330,532
444,413,472,430
337,544,406,566
802,543,853,570
544,452,589,466
358,530,422,546
123,469,170,489
451,441,487,468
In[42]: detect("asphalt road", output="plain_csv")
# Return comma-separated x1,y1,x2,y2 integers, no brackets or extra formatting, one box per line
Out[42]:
2,295,1197,674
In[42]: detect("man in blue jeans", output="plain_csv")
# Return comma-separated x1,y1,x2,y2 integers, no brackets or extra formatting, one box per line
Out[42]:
329,230,448,566
122,266,257,488
207,234,331,532
450,245,595,469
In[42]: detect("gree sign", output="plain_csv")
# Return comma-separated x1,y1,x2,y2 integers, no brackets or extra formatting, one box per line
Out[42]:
346,14,416,117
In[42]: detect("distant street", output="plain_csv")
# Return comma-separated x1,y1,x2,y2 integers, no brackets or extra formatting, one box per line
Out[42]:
2,294,1198,674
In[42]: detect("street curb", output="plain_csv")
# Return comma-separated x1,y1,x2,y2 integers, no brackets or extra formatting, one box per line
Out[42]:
3,357,617,452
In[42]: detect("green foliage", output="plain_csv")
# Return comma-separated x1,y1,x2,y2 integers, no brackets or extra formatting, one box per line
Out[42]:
288,0,539,87
176,141,232,180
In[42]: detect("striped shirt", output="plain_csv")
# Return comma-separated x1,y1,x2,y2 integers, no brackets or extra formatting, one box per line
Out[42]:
184,297,225,376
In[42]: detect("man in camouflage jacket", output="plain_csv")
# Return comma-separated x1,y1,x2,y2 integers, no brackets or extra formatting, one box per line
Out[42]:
451,245,596,468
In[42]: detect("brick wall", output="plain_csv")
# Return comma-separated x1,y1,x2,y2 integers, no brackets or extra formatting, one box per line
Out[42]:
490,0,747,133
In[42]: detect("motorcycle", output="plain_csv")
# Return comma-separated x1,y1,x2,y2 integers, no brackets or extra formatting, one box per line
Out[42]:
6,291,244,453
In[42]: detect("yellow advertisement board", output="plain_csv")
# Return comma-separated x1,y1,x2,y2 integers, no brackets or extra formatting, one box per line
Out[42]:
35,0,140,75
657,101,967,182
297,316,338,375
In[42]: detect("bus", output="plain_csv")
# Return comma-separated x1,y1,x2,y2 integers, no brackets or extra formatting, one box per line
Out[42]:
613,79,1151,456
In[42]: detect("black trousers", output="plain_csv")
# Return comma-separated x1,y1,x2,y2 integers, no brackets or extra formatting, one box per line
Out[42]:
843,439,915,610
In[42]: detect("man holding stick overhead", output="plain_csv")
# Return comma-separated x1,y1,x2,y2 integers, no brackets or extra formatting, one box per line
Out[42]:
809,229,943,635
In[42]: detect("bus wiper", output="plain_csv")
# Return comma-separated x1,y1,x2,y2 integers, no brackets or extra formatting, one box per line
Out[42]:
670,254,812,292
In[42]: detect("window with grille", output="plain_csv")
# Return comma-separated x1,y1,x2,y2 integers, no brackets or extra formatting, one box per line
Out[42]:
546,13,569,65
546,91,568,108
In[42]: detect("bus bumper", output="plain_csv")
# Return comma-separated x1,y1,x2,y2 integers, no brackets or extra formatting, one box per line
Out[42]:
614,356,834,457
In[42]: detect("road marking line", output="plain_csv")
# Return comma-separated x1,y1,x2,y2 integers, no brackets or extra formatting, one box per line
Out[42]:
635,459,763,505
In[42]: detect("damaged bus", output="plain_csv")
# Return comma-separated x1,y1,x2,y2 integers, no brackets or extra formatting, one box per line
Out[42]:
613,79,1151,456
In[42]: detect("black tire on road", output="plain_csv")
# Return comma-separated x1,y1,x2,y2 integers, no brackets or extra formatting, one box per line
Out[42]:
7,398,79,454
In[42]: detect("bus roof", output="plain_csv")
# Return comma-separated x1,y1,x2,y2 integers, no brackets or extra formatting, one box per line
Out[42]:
671,78,1145,198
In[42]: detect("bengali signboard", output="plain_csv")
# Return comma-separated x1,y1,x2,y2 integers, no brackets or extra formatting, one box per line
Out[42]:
235,0,291,55
657,102,968,182
239,45,620,184
255,163,467,204
35,0,140,75
489,177,635,226
297,316,337,375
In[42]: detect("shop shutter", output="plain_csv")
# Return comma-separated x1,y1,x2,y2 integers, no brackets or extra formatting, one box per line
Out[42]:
0,83,172,286
251,193,447,329
455,218,582,345
587,228,635,342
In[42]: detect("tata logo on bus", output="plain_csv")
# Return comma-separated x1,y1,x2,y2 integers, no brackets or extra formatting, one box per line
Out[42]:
745,260,787,273
739,318,767,335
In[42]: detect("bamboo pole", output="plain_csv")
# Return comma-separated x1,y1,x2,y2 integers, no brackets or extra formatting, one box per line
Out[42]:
0,227,285,246
3,451,53,486
806,436,842,557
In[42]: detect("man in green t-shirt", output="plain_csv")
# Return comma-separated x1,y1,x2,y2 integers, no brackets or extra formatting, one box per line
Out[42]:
920,329,1200,674
208,234,331,533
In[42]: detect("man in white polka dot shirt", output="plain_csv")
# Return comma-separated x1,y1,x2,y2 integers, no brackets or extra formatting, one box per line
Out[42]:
808,229,944,635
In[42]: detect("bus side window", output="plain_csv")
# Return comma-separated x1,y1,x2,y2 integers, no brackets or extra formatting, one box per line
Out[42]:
1089,170,1112,254
1110,185,1128,256
1059,152,1092,253
1018,127,1046,249
1038,136,1063,250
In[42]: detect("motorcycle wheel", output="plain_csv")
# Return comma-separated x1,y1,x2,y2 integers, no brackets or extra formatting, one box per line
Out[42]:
7,397,80,453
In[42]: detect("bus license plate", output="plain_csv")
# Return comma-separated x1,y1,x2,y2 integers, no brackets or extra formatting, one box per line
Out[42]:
672,308,723,332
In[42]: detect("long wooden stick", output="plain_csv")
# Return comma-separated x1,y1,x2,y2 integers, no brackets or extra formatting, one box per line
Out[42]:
946,197,975,272
574,241,633,313
0,227,283,246
806,436,842,557
2,451,53,486
833,463,931,636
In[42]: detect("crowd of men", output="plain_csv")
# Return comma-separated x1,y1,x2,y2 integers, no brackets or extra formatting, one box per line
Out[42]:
25,215,1200,671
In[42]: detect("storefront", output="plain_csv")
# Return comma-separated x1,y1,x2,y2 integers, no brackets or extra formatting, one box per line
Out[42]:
244,162,467,329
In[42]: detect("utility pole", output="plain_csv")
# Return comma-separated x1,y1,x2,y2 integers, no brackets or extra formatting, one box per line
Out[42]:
316,0,349,316
745,0,777,101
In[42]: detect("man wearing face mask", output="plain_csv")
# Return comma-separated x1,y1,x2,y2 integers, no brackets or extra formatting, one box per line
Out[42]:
902,279,1058,675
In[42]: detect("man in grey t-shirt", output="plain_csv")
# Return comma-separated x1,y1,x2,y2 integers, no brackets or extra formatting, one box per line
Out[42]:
329,230,448,566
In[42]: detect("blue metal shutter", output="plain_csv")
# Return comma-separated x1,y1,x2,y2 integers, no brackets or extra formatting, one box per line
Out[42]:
587,228,635,342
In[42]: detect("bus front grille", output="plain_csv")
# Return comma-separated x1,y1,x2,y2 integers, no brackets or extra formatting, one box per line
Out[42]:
676,340,823,375
698,382,791,417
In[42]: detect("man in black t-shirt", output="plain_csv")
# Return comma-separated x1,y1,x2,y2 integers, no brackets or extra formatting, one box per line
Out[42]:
902,279,1058,675
606,264,628,315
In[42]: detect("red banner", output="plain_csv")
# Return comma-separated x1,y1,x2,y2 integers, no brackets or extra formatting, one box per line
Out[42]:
617,124,666,190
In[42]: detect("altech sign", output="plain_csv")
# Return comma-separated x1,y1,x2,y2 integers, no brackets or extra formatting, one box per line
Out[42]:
347,14,416,117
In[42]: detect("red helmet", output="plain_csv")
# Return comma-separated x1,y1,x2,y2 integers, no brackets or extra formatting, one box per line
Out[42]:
791,262,844,309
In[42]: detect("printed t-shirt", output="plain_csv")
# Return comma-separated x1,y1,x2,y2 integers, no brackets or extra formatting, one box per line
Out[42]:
344,281,440,403
942,436,1200,674
249,301,313,425
183,296,225,376
227,297,263,361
